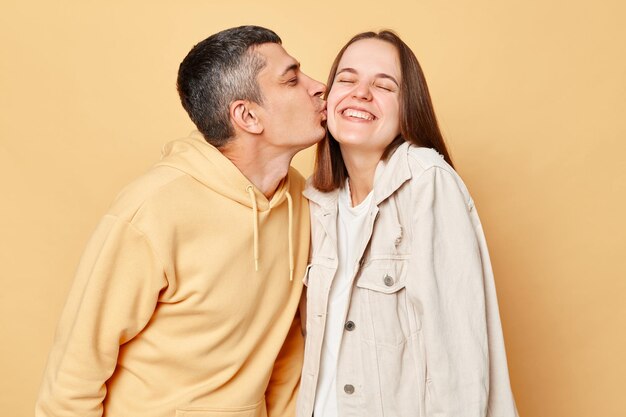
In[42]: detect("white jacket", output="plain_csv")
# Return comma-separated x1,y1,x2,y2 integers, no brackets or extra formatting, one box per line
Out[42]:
297,142,519,417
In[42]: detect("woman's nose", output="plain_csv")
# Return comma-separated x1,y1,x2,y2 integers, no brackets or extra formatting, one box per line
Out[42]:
352,83,372,101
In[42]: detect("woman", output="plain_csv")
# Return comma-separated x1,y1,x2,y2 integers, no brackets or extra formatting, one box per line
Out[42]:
297,31,519,417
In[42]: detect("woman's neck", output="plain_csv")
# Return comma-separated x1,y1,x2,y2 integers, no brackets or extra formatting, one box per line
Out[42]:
342,148,383,207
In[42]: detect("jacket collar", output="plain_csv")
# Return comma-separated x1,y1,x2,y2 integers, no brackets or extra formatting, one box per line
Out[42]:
304,141,413,208
372,141,412,205
302,180,340,211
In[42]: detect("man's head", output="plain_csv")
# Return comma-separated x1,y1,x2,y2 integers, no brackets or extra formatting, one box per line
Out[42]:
177,25,326,150
177,26,280,147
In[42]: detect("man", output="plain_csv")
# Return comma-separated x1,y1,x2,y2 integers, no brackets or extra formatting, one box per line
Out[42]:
36,25,326,417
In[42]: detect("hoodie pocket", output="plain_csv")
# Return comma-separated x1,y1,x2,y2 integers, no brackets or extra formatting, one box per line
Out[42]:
176,399,265,417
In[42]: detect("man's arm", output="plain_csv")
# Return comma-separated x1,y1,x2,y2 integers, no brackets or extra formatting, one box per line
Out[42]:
36,215,167,417
264,306,305,417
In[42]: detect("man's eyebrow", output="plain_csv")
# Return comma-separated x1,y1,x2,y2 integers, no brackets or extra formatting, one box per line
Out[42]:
281,62,301,77
336,67,399,86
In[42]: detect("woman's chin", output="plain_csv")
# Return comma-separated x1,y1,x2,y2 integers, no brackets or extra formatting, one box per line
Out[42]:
336,133,395,153
336,136,369,149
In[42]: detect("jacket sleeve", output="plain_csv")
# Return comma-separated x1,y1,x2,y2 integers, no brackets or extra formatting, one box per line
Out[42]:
407,166,518,417
35,215,167,417
265,305,305,417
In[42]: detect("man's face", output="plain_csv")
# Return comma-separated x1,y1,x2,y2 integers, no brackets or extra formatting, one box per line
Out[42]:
252,43,327,151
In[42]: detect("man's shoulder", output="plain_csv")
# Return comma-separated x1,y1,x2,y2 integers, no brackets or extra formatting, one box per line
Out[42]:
107,165,187,222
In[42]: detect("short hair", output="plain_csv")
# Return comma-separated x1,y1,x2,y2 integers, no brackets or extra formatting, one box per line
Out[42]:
312,30,453,191
177,25,282,147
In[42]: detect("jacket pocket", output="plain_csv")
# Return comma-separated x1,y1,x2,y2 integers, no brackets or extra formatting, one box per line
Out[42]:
355,258,413,346
356,257,407,293
302,263,313,287
176,399,265,417
304,260,335,316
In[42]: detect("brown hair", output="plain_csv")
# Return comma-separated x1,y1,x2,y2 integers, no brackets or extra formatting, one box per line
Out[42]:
312,30,453,191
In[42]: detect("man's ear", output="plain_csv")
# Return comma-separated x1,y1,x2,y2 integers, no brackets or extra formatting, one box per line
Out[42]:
230,100,263,134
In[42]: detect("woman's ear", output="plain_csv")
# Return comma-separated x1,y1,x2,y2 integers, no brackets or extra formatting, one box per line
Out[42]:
230,100,264,135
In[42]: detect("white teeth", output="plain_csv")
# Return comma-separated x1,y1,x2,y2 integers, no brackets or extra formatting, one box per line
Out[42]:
342,108,374,120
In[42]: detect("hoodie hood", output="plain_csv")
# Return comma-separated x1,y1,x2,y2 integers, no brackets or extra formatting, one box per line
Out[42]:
156,131,291,211
155,131,295,280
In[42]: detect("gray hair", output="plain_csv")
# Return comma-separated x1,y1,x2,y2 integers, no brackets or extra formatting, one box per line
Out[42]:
177,26,282,147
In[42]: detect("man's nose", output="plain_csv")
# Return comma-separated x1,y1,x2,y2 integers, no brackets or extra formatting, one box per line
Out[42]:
304,74,326,98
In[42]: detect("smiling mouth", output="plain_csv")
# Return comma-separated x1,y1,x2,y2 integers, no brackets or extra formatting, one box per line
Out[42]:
342,108,376,121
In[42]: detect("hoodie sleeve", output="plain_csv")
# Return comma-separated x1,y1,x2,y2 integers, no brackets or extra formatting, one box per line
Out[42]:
407,166,518,417
264,306,305,417
36,214,167,417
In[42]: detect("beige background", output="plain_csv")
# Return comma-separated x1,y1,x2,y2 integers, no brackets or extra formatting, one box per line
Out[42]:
2,0,625,416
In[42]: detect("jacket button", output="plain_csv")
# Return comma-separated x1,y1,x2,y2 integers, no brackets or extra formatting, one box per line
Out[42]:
344,384,355,394
344,320,355,331
383,274,394,286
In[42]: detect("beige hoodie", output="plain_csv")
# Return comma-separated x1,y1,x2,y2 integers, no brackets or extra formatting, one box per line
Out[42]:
36,132,309,417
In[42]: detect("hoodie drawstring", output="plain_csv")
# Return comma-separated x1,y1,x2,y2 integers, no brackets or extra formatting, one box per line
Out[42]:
246,185,295,282
246,185,260,272
286,191,294,282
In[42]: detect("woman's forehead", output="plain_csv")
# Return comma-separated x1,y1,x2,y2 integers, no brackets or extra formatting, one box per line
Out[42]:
338,39,401,76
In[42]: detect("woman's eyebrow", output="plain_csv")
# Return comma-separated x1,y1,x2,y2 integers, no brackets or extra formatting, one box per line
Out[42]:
336,67,356,75
336,68,399,86
376,73,399,86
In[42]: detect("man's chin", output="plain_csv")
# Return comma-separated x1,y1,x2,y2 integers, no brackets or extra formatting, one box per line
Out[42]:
299,133,325,150
314,131,326,144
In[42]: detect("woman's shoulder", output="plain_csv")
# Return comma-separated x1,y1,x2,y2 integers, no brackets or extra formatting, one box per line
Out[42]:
406,144,455,176
403,145,474,209
303,176,340,209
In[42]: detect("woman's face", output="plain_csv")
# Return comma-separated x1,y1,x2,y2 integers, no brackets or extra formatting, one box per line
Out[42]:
327,38,402,155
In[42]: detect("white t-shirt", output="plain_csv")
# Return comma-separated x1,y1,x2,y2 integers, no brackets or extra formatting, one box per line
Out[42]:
313,182,373,417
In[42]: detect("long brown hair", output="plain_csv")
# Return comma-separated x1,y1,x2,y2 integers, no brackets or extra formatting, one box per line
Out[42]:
312,30,453,191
